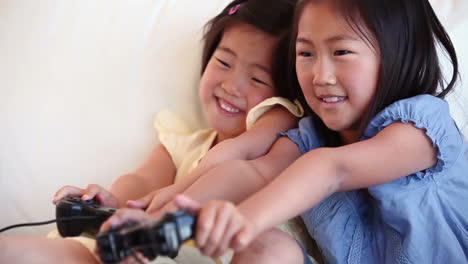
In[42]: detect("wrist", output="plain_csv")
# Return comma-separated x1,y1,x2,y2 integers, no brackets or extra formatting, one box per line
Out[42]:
237,203,265,236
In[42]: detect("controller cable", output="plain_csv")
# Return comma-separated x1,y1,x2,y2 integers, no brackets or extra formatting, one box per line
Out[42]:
2,218,148,264
0,216,99,233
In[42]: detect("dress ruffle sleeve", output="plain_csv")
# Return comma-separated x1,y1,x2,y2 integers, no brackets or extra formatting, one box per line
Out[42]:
362,94,465,191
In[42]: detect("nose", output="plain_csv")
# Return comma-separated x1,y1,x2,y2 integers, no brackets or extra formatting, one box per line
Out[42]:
222,71,247,98
312,58,336,86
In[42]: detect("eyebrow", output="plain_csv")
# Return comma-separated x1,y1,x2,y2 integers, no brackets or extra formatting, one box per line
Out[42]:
216,45,272,74
296,35,360,44
296,36,313,44
217,46,236,56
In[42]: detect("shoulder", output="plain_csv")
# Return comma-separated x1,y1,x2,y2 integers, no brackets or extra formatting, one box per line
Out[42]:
154,110,216,165
246,97,304,130
363,95,463,153
364,95,453,137
364,95,467,189
281,116,325,154
154,109,195,136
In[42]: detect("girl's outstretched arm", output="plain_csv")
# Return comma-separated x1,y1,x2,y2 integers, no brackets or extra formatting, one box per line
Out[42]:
232,122,437,247
108,144,176,206
53,144,176,208
151,136,302,219
130,106,299,212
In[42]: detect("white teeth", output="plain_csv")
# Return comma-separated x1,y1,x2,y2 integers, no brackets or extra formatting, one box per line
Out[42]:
219,100,240,113
322,96,346,103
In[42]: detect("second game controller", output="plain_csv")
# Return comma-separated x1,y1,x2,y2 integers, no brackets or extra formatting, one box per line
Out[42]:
96,210,196,263
56,196,117,237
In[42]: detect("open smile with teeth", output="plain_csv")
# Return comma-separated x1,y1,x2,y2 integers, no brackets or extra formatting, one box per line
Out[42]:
321,96,348,103
218,98,240,113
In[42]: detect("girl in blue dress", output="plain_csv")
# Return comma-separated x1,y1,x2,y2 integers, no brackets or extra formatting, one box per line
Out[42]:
165,0,468,263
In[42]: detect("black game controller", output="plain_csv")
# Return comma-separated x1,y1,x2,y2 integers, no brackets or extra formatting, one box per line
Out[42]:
96,210,196,264
56,196,116,237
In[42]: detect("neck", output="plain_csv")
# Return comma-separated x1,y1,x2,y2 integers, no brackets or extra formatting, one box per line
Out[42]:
213,132,231,146
339,129,361,145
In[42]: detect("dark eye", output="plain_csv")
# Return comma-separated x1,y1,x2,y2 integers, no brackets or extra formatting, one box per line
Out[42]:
298,51,313,57
334,50,351,56
216,58,230,68
252,77,268,86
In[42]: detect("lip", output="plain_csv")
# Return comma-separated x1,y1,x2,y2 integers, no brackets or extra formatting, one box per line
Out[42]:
216,97,244,117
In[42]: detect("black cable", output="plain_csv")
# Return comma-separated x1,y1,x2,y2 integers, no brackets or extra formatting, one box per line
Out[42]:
0,216,98,233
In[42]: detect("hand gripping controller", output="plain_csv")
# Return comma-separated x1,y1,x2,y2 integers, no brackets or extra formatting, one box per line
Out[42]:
56,197,116,237
96,210,196,264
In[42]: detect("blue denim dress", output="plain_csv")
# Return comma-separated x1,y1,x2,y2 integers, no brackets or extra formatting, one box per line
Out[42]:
283,95,468,263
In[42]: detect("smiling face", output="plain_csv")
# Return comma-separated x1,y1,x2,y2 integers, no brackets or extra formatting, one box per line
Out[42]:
199,22,279,143
295,2,381,143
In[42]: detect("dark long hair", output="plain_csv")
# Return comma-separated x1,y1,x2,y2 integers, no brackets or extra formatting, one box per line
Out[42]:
288,0,459,146
201,0,298,99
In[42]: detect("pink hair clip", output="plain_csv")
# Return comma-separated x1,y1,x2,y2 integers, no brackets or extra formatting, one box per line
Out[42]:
228,4,242,15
